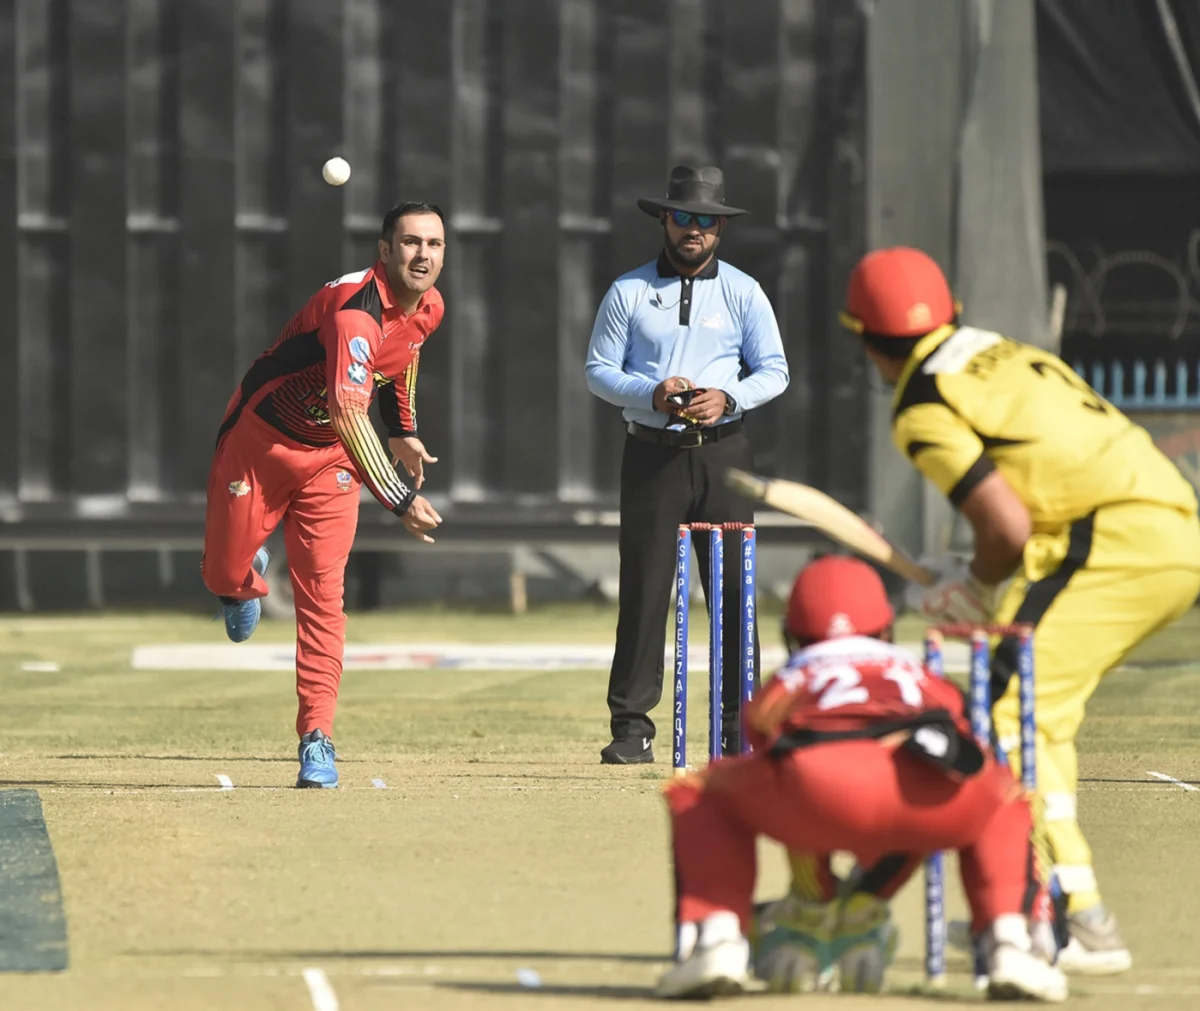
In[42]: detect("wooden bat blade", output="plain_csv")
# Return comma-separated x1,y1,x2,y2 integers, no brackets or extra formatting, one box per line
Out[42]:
725,468,936,586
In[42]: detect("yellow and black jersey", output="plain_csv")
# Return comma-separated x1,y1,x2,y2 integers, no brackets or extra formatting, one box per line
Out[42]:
891,325,1198,529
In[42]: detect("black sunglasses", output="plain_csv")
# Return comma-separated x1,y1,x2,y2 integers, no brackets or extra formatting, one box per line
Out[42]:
669,210,718,229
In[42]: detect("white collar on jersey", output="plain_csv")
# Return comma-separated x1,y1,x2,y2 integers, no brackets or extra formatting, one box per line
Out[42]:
788,635,911,668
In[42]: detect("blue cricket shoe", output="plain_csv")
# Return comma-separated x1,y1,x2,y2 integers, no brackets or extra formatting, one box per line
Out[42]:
219,547,270,643
297,728,339,789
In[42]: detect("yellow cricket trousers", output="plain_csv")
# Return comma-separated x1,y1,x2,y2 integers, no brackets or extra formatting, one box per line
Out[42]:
991,501,1200,912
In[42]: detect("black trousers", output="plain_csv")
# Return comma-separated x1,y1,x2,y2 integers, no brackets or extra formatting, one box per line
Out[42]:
606,428,761,748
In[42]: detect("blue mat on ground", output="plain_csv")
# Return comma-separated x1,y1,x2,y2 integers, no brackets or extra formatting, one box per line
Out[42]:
0,789,68,972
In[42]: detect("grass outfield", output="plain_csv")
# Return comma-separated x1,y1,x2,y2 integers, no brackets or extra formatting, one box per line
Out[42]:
0,604,1198,1009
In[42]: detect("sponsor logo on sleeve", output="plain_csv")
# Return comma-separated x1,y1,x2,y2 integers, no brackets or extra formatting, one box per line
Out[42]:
347,363,369,385
348,336,371,363
228,480,251,497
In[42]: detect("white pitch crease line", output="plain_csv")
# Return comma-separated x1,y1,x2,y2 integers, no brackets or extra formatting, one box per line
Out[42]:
215,774,235,790
371,778,387,789
1147,771,1199,792
303,967,339,1011
1083,983,1200,996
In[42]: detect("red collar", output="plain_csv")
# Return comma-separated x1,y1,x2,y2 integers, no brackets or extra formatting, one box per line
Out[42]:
373,260,434,316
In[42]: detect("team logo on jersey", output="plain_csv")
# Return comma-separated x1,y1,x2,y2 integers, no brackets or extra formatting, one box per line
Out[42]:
348,336,371,363
335,470,354,491
697,312,725,329
347,363,369,385
228,480,251,497
302,386,331,424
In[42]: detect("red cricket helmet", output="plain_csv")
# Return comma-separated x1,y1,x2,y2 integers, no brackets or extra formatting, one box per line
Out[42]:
785,554,894,642
840,246,956,337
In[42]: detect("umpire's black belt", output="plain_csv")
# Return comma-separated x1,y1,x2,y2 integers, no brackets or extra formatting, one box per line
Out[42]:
627,418,743,449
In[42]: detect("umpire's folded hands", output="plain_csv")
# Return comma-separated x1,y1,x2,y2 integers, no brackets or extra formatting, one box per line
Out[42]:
678,387,729,426
652,376,695,415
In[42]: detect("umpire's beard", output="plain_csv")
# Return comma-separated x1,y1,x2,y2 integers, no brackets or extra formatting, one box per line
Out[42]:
664,232,720,272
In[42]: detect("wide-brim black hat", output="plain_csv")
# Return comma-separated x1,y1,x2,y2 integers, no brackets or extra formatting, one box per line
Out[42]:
637,165,749,218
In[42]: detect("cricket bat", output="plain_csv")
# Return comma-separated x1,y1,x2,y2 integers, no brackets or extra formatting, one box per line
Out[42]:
725,468,937,587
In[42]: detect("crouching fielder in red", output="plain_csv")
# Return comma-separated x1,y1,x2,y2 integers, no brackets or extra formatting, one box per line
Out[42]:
657,555,1067,1002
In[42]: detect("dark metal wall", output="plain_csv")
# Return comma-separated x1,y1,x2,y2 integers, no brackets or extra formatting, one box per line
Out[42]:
0,0,869,520
862,0,1047,559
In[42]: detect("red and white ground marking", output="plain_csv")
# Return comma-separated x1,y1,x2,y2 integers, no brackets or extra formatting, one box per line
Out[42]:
130,640,968,673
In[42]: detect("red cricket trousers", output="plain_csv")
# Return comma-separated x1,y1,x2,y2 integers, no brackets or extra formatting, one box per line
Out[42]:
665,740,1036,935
201,411,361,737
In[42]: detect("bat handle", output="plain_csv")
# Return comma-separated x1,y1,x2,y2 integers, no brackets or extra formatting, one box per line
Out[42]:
894,559,939,587
914,567,938,587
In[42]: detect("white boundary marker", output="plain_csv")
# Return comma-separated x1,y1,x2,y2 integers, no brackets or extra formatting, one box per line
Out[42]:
302,967,339,1011
215,775,234,791
1147,771,1199,792
371,779,387,789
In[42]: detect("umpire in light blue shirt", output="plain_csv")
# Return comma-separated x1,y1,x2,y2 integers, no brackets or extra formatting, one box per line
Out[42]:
585,165,790,765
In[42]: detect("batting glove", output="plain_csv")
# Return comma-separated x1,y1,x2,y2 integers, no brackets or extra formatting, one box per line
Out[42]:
904,554,998,625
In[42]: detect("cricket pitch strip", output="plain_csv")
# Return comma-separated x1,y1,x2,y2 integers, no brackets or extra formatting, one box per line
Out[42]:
1,606,1198,1009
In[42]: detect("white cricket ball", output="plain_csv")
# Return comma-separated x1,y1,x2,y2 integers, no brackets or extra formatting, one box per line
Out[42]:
322,157,351,186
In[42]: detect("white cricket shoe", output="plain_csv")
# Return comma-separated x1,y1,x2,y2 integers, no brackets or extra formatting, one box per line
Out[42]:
982,915,1069,1003
1054,904,1132,975
950,915,1060,982
657,912,751,999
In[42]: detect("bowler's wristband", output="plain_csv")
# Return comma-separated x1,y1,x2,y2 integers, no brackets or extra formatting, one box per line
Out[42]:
391,488,417,516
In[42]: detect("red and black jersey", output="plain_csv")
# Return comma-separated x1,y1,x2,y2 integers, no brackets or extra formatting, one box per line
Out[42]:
745,636,969,752
217,262,444,513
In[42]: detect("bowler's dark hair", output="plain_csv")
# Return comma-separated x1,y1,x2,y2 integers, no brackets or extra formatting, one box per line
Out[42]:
381,201,445,240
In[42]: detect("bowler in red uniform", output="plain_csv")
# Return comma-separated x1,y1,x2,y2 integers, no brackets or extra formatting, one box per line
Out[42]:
656,555,1067,1002
202,201,446,788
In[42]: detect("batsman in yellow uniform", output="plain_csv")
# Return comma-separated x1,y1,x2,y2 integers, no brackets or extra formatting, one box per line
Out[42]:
838,246,1200,975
